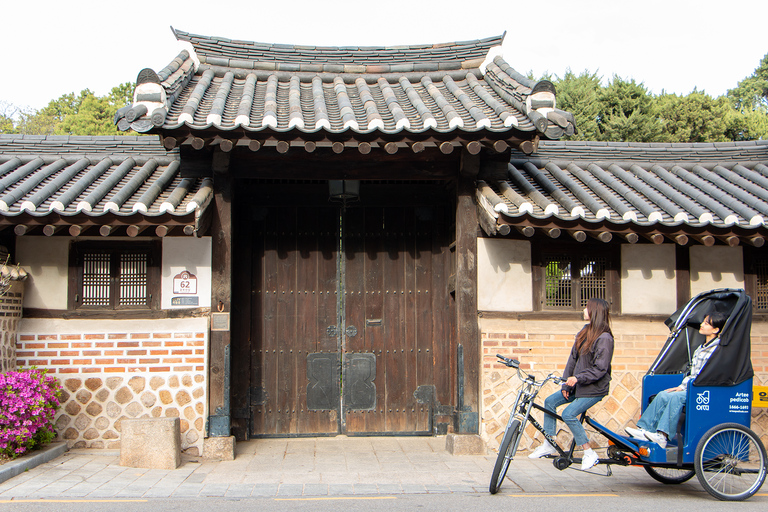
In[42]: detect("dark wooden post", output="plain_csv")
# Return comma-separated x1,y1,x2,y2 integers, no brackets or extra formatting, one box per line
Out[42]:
455,149,480,433
208,148,233,437
675,244,691,310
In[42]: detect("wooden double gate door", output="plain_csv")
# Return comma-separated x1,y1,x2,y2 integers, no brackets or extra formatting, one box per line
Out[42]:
236,201,456,436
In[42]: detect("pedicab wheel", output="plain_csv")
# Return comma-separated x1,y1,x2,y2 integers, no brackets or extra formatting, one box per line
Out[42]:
489,419,520,494
694,422,767,501
643,465,695,484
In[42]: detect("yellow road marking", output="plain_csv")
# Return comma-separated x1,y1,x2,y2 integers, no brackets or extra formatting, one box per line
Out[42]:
275,496,397,501
506,493,619,497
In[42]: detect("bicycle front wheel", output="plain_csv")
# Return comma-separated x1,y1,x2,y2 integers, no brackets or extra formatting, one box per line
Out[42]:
694,423,767,501
489,419,521,494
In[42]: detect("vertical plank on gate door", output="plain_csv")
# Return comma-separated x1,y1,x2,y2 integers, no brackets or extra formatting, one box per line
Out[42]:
260,209,279,434
432,205,453,410
362,208,384,433
344,206,367,432
249,214,266,436
402,207,417,432
277,208,298,434
296,209,318,433
384,207,407,432
231,193,253,440
318,208,340,432
415,206,434,432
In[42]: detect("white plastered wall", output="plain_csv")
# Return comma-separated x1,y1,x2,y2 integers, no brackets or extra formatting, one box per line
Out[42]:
477,238,532,312
620,244,676,315
16,236,69,309
16,236,213,310
162,237,212,309
690,245,744,295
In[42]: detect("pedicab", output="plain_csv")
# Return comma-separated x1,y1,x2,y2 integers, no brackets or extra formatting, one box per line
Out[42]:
490,288,767,501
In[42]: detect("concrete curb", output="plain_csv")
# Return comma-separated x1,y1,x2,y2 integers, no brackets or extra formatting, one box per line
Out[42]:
0,442,68,485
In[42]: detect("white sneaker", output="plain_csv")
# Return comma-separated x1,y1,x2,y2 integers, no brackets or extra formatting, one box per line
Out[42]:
581,448,599,470
644,431,668,449
528,441,557,459
625,426,649,440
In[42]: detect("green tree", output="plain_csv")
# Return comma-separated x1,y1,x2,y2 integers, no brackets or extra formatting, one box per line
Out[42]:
551,69,602,140
0,101,17,133
2,82,135,136
654,91,731,143
595,76,661,142
728,52,768,113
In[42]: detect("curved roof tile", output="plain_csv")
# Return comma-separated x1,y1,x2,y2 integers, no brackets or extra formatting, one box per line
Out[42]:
488,140,768,231
0,135,210,226
117,29,574,138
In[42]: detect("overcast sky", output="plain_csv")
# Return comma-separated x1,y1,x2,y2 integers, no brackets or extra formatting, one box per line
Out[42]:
2,0,767,111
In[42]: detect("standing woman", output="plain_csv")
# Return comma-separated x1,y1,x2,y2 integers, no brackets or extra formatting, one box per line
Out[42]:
528,297,614,470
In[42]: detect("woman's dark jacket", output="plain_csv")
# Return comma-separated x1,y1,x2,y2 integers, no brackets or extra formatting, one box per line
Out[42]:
562,331,614,398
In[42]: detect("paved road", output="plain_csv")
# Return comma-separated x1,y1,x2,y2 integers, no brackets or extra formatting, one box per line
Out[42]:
0,437,765,504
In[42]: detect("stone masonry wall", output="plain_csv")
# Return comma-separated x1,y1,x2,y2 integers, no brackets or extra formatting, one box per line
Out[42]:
480,316,768,454
0,282,24,373
16,318,208,456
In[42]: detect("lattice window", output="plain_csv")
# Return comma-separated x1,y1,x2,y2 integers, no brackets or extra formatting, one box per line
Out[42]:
755,258,768,310
542,253,609,310
71,242,158,310
82,252,111,306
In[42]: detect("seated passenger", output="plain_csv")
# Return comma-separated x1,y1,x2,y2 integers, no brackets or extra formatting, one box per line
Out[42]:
625,310,726,448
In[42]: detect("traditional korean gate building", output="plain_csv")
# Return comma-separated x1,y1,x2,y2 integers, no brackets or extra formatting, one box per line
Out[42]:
2,28,767,456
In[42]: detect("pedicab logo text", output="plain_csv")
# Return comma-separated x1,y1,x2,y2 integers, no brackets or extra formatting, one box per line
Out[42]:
729,392,750,413
696,390,710,411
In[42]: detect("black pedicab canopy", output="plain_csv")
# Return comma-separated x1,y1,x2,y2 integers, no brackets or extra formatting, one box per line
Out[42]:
647,288,754,387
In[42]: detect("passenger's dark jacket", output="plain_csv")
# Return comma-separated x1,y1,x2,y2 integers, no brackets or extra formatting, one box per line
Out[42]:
562,331,614,398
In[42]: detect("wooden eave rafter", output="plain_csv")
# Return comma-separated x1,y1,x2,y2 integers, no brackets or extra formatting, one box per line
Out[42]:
0,210,209,238
156,127,540,156
476,200,767,247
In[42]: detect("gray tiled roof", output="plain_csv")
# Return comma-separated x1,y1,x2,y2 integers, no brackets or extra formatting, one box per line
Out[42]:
478,140,768,230
117,29,574,139
0,135,212,226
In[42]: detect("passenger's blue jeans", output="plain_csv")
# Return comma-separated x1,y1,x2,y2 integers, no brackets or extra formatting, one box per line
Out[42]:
542,392,604,446
636,389,686,437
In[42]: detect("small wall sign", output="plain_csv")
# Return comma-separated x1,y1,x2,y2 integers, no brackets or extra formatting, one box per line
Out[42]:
754,386,768,408
211,312,230,331
172,296,199,306
173,271,197,294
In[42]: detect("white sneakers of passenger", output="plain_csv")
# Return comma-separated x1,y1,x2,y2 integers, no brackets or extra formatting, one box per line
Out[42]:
625,426,649,440
528,441,557,459
581,448,599,471
644,431,668,449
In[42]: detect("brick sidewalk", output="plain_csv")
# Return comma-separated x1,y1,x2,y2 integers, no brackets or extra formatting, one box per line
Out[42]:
0,437,696,499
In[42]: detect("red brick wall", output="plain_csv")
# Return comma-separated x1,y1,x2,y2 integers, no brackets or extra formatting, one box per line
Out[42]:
16,331,205,374
16,318,209,455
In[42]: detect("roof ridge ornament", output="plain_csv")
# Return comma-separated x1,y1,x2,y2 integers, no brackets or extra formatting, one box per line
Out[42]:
480,46,504,76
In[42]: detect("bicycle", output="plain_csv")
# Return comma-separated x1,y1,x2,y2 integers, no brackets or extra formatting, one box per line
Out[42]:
489,353,603,494
489,291,768,501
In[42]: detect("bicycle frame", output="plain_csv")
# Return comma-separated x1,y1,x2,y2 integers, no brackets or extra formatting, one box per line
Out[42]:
498,358,581,458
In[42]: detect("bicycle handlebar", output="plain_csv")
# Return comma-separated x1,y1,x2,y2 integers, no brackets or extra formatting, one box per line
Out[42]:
495,354,520,368
496,354,565,385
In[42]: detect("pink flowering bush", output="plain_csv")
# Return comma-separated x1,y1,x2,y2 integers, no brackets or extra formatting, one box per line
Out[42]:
0,368,62,459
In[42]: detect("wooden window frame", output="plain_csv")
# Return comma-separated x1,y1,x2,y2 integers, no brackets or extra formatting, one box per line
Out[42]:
743,246,768,313
68,241,161,311
532,242,620,312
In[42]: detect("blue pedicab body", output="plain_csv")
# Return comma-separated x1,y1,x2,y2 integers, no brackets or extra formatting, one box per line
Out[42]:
586,376,754,466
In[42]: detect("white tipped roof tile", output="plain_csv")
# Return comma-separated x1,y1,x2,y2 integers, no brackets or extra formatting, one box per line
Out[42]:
486,140,768,230
0,135,208,222
116,29,574,138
